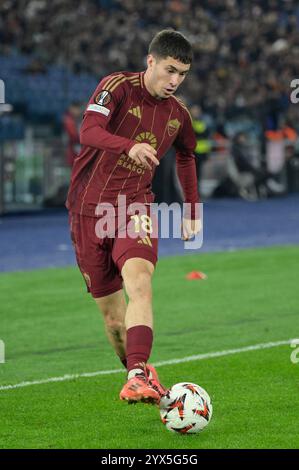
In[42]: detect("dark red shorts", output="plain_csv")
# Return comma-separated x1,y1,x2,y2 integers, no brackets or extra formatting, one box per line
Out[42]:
69,207,158,298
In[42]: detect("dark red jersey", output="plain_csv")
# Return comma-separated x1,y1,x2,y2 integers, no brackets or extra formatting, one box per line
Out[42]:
66,71,199,217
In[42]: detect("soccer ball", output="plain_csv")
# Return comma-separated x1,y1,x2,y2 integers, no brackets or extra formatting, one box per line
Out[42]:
159,382,212,434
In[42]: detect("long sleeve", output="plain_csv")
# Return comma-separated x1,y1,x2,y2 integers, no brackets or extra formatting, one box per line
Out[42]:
174,110,200,219
80,112,136,155
80,74,136,156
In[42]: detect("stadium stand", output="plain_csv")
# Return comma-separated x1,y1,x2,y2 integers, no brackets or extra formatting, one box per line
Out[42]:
1,0,299,121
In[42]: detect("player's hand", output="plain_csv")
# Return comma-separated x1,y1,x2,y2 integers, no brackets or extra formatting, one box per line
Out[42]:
181,218,202,241
128,143,159,170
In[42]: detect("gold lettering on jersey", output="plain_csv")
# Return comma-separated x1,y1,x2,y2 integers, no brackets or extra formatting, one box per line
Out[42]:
117,154,146,175
135,131,157,149
167,118,181,137
129,106,142,119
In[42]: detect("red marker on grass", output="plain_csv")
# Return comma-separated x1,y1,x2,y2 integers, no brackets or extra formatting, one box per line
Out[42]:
186,271,207,280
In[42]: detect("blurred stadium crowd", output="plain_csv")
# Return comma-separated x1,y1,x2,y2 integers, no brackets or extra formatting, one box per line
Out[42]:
1,0,299,209
1,0,299,124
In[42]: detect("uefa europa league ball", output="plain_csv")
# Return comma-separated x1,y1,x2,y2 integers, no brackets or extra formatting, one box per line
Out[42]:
159,382,212,434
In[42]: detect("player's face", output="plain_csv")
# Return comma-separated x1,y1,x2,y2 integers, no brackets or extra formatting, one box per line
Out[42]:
146,55,191,99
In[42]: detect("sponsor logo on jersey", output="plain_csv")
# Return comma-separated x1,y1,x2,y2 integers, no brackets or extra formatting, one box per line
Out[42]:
94,90,112,106
117,154,146,175
167,118,181,136
135,131,157,149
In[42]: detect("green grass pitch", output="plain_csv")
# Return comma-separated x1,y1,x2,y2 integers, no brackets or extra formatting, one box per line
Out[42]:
0,245,298,449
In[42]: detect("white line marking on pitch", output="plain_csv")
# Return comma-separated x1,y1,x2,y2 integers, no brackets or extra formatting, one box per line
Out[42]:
0,339,293,392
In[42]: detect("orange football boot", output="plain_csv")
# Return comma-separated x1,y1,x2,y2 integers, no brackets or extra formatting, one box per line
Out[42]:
119,371,160,405
146,364,168,401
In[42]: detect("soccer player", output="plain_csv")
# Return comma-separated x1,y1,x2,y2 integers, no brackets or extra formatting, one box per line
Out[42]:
66,30,201,404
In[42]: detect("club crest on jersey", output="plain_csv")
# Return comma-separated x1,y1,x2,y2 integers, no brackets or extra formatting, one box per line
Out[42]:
167,118,181,136
94,90,112,106
135,131,157,149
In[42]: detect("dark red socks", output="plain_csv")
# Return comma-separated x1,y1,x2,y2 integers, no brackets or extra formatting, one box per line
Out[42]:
126,325,153,372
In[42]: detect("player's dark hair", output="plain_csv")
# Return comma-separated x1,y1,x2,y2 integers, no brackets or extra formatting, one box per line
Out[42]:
148,29,193,64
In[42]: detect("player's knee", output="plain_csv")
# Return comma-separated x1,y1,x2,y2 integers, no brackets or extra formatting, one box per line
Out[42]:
101,305,122,324
101,307,124,330
105,316,124,333
95,294,124,320
125,270,152,302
